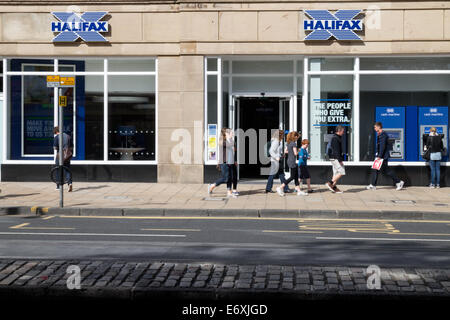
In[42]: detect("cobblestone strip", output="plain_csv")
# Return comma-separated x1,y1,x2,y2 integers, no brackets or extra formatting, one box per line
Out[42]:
0,260,449,297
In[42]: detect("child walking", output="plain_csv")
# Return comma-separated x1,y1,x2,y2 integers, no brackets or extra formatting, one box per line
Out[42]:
298,139,314,194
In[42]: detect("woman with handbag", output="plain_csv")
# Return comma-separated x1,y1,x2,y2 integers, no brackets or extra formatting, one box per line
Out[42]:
425,127,444,188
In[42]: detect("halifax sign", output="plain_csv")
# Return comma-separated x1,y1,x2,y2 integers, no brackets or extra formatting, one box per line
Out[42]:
304,10,363,41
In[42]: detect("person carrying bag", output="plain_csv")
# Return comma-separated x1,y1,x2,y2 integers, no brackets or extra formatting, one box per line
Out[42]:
425,127,444,188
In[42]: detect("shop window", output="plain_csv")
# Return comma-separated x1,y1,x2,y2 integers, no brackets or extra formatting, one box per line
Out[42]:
360,75,450,161
0,60,3,94
108,75,156,161
59,59,104,72
360,57,450,71
207,58,218,72
232,60,293,74
232,76,293,93
309,75,354,161
108,59,155,72
309,58,353,71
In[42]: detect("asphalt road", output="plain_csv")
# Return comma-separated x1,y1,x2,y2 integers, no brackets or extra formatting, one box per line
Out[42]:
1,214,450,267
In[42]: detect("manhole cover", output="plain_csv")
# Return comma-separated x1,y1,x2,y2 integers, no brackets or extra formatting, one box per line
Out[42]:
104,196,128,200
203,197,226,201
392,200,415,205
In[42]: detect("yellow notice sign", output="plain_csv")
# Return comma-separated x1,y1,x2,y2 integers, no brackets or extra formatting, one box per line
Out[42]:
59,96,67,107
46,75,60,88
60,77,75,87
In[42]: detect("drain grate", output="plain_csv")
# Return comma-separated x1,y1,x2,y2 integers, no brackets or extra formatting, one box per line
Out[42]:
203,197,226,201
392,200,415,205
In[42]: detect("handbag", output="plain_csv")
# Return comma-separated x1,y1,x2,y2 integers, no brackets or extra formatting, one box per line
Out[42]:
422,148,431,161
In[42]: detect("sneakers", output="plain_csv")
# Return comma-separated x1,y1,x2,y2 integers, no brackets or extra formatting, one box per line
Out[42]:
276,187,285,197
325,181,334,192
232,191,240,196
307,189,314,194
227,192,237,199
333,186,343,194
265,190,275,194
436,185,441,189
396,180,405,191
207,184,214,195
366,184,376,190
297,191,308,196
429,184,435,188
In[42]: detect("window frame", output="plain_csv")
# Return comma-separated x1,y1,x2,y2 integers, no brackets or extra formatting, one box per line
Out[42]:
2,57,158,165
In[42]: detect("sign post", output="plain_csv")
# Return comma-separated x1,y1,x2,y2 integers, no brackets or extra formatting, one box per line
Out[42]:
47,75,75,208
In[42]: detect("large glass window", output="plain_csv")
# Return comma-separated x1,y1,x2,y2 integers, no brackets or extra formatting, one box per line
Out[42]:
108,75,156,161
361,57,450,70
309,75,354,161
360,74,450,161
6,58,156,162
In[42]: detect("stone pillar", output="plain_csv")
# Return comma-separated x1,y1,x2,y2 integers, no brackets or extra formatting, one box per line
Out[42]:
157,55,204,183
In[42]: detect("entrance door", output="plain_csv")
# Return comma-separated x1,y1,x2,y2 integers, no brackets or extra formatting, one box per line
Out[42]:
232,96,291,179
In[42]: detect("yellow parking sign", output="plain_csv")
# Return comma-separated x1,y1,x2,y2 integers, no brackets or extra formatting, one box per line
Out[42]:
59,96,67,107
60,76,75,87
46,75,60,88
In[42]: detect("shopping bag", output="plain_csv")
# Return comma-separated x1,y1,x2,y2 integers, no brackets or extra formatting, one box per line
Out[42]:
372,158,383,170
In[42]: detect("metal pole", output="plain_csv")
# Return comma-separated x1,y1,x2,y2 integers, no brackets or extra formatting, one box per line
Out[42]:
58,87,64,208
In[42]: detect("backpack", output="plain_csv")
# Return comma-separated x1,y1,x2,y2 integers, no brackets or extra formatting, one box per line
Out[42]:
265,141,271,158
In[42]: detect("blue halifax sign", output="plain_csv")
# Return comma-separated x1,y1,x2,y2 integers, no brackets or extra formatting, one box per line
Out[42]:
51,11,108,42
304,10,363,41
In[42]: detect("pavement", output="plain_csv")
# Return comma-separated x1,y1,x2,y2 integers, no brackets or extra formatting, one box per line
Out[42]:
0,259,449,301
0,181,450,220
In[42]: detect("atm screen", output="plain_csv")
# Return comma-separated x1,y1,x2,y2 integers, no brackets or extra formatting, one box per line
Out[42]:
386,131,401,140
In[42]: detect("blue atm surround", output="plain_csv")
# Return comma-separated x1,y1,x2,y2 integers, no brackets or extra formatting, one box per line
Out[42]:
418,106,448,161
376,106,449,162
10,59,85,160
375,106,406,161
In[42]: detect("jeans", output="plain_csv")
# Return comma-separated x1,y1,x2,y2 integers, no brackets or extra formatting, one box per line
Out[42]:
371,159,400,186
266,173,289,192
55,161,72,186
430,160,441,186
214,164,237,190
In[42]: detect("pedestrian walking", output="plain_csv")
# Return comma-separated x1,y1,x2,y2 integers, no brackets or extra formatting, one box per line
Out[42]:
265,130,289,193
425,127,444,188
298,139,314,193
53,126,73,192
276,131,307,196
325,125,346,193
208,128,238,198
366,122,404,191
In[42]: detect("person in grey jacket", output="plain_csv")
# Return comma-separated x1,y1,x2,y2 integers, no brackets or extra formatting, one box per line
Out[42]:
265,130,289,193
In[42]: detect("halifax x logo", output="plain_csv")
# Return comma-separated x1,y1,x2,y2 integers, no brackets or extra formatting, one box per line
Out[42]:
52,11,108,42
304,10,363,41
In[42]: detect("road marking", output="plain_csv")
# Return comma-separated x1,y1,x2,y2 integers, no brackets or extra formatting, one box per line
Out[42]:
298,221,399,234
9,222,74,230
140,228,201,232
316,236,450,242
263,230,322,234
57,215,450,224
391,232,450,236
10,223,30,229
42,216,55,220
0,232,186,238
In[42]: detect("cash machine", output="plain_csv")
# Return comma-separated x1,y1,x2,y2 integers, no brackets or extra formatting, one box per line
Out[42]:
418,106,448,161
375,106,405,161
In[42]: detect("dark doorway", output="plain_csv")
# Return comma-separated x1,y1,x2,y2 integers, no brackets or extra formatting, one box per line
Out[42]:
237,97,281,179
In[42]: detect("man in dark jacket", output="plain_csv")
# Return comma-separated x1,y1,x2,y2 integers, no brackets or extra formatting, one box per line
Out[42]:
54,126,73,192
326,125,346,193
367,122,404,190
